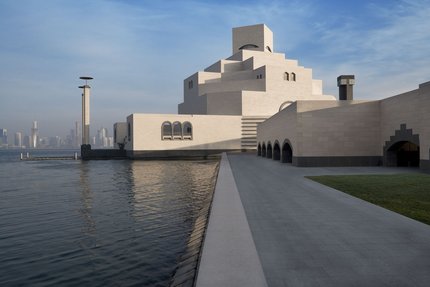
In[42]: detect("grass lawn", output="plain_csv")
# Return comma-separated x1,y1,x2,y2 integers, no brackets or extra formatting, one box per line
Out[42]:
306,173,430,225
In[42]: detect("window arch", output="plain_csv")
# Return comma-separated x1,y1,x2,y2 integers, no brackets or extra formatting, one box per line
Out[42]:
284,72,289,81
161,121,172,140
172,121,182,139
239,44,259,50
183,121,192,140
291,72,296,81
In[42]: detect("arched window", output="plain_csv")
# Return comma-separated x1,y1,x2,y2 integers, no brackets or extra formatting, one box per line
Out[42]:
161,121,173,140
284,72,289,81
183,122,192,140
291,72,296,81
173,121,182,139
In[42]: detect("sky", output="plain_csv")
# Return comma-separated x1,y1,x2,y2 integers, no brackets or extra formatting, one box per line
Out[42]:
1,0,429,138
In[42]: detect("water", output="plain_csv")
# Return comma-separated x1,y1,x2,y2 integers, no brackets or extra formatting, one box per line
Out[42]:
0,150,219,286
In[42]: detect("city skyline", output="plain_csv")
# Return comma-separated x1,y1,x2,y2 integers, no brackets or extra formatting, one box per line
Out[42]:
0,121,113,149
1,0,430,136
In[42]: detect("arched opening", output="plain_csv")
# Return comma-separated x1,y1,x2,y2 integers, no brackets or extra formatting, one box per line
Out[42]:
239,44,259,50
284,72,289,81
262,143,266,157
172,121,182,139
257,143,262,156
161,121,172,140
282,141,293,163
386,141,419,167
279,101,294,112
267,143,272,159
291,72,296,81
273,141,281,161
183,121,192,140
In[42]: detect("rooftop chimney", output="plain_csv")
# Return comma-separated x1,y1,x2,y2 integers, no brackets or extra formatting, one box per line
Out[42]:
337,75,355,100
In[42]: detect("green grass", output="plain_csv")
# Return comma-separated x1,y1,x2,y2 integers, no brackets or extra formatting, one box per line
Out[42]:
306,174,430,225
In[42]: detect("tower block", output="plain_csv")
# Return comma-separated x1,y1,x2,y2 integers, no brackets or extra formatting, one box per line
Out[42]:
79,76,93,146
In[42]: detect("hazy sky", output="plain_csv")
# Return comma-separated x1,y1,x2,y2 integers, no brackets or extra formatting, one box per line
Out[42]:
1,0,429,138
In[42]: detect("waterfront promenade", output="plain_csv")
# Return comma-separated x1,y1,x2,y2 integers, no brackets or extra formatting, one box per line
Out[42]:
197,153,430,286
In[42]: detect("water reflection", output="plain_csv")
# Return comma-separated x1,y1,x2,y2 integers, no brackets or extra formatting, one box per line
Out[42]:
0,154,219,287
79,161,96,237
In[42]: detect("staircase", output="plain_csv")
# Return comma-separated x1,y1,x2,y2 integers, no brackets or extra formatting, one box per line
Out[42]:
241,116,267,150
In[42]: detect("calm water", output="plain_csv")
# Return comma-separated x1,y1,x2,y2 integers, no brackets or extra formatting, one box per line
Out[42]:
0,150,219,286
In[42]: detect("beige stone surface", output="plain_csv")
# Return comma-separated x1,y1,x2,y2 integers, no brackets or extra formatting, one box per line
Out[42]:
258,81,430,163
178,24,334,117
124,114,242,151
380,82,430,160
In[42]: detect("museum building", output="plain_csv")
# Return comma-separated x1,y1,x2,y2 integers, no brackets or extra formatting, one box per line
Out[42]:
114,24,430,171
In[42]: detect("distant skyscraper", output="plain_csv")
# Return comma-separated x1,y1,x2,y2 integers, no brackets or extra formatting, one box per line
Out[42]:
31,121,38,148
0,129,7,146
15,132,22,147
23,135,30,148
96,127,109,147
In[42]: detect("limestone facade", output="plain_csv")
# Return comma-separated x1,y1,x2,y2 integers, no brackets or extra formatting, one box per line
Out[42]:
257,81,430,170
116,24,334,157
124,114,242,158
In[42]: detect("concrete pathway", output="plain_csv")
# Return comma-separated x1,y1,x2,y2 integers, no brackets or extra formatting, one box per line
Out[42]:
196,153,268,287
228,153,430,287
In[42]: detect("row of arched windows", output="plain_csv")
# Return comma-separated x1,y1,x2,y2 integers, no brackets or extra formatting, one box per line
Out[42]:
284,72,296,81
162,121,193,140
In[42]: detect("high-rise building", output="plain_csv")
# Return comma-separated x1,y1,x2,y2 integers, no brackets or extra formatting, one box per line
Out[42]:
31,121,38,148
15,132,22,147
23,135,30,148
0,129,7,146
96,127,109,147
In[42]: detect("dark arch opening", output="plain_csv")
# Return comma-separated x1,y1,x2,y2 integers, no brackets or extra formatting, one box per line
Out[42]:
387,141,419,167
267,143,272,159
172,121,182,139
282,141,293,163
257,143,262,156
273,142,281,161
239,44,259,50
262,143,266,157
161,121,172,140
183,121,192,140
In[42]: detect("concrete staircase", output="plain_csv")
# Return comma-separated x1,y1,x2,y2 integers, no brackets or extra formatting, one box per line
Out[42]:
241,116,267,150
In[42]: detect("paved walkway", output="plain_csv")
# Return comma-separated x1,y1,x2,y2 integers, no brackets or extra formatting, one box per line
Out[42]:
196,153,268,287
227,154,430,287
